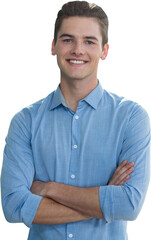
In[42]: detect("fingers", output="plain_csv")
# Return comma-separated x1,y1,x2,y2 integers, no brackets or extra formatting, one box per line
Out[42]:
115,160,134,175
116,175,130,186
108,160,134,186
115,164,134,185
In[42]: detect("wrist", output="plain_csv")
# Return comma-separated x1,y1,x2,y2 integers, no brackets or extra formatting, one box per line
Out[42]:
44,181,54,198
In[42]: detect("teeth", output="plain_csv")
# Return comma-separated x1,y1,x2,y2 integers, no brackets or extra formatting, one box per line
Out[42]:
69,60,85,64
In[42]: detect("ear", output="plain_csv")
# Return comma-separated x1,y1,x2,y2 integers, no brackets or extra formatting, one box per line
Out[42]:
51,39,56,56
100,44,109,60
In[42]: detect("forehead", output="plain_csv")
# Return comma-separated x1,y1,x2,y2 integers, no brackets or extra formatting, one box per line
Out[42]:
58,16,102,39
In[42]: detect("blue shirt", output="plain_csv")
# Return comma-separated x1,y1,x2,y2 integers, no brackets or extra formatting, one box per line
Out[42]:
1,82,150,240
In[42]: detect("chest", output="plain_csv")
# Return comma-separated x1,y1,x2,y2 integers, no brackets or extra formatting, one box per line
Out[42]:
32,107,125,186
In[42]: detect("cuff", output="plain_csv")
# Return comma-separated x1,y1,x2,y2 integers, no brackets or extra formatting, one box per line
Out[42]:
21,193,43,228
99,185,114,223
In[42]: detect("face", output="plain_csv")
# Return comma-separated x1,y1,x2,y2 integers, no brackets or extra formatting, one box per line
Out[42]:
52,17,109,83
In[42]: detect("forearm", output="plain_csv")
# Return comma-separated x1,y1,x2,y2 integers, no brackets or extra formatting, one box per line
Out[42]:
44,182,104,219
31,161,134,221
33,197,92,225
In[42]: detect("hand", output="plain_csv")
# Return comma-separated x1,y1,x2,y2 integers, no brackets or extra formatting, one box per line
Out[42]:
108,160,134,186
30,181,48,196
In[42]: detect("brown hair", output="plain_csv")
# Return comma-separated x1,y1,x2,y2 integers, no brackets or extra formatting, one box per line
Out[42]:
54,1,109,47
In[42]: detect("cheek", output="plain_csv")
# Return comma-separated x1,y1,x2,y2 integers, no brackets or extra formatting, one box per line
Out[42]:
91,54,101,63
56,55,63,69
89,48,101,59
56,53,67,70
57,48,68,61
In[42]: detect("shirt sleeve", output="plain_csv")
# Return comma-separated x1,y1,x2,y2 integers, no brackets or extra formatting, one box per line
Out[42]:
1,109,43,228
99,104,150,223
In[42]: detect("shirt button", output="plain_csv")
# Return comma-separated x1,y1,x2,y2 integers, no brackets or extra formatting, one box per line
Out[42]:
75,115,79,119
69,234,73,238
73,145,78,149
71,174,75,179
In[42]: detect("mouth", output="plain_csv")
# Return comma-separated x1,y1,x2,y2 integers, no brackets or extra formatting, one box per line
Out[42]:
66,59,88,65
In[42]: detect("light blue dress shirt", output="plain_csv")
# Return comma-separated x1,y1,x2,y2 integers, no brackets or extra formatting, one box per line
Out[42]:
1,82,150,240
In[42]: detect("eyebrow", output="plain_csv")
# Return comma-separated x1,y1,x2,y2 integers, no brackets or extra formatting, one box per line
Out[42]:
84,36,98,41
59,34,74,39
59,33,98,41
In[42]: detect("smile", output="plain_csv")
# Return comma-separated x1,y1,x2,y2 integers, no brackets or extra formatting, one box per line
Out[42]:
67,59,88,65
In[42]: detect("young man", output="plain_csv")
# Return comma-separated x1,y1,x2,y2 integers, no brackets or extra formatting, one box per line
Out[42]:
1,1,150,239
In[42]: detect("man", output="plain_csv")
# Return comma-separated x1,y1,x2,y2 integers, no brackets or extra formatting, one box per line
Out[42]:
1,1,150,239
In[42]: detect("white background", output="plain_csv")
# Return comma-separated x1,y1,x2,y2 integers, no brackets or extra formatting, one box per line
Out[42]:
0,0,150,239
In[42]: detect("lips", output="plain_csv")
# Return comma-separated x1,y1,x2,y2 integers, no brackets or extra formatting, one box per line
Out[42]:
67,59,88,65
70,60,85,64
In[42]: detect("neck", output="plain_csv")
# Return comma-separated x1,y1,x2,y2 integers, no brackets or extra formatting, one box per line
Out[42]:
60,78,98,112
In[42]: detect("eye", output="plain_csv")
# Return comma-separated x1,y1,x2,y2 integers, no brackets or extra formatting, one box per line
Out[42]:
63,39,72,43
86,40,94,45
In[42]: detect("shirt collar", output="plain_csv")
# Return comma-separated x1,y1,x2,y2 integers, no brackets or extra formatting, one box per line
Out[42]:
49,81,104,111
83,81,104,109
49,85,64,111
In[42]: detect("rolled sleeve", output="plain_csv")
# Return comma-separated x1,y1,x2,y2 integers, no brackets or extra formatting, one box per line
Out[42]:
1,109,42,228
21,193,42,228
99,104,150,223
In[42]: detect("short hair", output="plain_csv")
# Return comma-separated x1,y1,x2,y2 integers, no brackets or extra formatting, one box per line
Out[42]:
54,1,109,47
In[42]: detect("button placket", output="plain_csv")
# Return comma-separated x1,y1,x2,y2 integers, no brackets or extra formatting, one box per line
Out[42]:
69,112,80,184
67,112,80,240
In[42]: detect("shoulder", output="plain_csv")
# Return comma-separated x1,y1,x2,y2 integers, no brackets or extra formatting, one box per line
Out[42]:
103,89,150,119
102,89,150,136
9,91,55,133
103,89,134,109
14,91,54,118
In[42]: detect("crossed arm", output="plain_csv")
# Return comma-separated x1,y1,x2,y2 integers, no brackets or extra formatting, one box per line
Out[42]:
31,160,134,225
2,105,149,227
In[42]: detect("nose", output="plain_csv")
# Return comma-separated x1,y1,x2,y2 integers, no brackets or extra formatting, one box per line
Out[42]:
71,41,84,56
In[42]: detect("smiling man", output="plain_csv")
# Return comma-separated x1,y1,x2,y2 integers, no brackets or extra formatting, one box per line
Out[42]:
1,1,150,240
51,16,108,112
